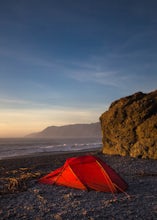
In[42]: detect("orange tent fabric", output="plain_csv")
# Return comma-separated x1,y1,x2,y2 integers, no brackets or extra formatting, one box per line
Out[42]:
39,155,128,193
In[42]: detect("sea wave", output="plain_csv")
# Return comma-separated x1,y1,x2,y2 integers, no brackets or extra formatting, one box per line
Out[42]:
0,138,102,160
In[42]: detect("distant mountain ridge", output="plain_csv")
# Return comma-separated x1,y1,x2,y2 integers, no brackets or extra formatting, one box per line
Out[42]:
27,122,101,138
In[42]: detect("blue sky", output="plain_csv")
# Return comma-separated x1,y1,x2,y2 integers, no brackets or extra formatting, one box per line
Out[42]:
0,0,157,137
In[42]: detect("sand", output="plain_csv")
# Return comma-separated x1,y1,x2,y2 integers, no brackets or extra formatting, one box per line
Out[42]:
0,150,157,219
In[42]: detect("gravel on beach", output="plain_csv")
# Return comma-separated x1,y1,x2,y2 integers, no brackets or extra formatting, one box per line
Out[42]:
0,151,157,220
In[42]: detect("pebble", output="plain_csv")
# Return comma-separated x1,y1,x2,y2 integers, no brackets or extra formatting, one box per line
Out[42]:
0,154,157,219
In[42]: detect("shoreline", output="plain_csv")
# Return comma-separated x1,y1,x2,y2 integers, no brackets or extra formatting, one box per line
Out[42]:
0,147,102,161
0,150,157,219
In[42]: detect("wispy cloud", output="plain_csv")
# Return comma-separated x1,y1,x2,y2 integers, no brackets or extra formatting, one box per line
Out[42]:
0,95,61,109
0,97,31,105
0,46,57,69
68,69,132,88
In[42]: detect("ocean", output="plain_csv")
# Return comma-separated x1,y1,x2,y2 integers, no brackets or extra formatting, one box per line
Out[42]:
0,137,102,160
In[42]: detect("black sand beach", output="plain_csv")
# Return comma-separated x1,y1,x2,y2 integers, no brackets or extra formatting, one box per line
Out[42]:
0,150,157,219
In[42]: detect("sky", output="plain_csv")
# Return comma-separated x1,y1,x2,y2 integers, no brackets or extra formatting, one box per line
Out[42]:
0,0,157,137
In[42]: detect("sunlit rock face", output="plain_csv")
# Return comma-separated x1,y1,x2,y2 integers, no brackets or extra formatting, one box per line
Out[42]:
100,90,157,159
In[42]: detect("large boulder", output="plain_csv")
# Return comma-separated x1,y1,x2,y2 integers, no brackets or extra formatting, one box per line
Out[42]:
100,90,157,159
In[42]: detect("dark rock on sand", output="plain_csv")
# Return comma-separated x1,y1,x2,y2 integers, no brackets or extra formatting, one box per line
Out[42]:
100,90,157,159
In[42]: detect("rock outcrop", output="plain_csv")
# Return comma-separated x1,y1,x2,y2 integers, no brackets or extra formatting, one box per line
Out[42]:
100,90,157,159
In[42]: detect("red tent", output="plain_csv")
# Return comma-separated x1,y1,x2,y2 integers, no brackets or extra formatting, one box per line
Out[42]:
39,155,128,193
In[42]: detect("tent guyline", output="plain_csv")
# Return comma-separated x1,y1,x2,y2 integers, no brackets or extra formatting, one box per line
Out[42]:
39,155,128,193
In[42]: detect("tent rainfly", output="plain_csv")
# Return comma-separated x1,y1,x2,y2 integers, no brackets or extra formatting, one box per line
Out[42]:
39,155,128,193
